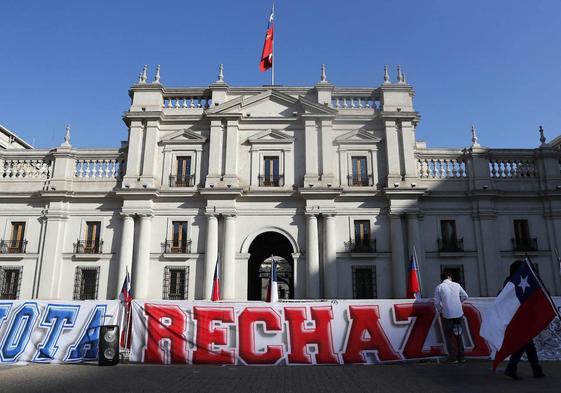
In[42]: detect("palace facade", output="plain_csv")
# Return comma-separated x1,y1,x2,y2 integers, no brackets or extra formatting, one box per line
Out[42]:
1,65,561,301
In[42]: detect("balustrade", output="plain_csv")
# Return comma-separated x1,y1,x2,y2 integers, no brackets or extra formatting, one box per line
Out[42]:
0,158,52,179
74,157,125,180
489,159,537,178
163,96,211,109
417,157,467,179
332,96,378,109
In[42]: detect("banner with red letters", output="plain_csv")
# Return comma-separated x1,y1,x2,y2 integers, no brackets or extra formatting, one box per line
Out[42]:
129,298,561,365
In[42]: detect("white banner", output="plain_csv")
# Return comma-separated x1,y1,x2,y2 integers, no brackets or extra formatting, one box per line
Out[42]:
130,298,561,365
0,300,121,364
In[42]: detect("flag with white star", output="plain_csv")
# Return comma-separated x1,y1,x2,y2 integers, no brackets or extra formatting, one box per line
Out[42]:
480,259,557,370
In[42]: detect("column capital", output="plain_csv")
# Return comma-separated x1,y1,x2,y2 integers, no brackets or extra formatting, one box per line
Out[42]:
120,212,135,219
137,213,153,219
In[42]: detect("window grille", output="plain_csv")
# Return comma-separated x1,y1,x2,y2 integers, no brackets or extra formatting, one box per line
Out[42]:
163,266,189,300
0,266,23,300
352,266,377,299
73,266,100,300
440,265,466,289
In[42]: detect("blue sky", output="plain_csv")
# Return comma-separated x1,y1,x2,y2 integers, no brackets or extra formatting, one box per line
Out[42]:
1,0,560,149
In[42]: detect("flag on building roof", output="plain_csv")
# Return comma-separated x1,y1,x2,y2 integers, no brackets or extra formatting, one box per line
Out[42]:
480,259,558,370
118,267,132,303
211,258,221,302
266,257,279,303
259,3,274,72
407,253,421,299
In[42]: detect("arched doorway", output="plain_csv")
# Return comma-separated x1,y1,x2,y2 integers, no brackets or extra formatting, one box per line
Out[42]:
247,232,294,300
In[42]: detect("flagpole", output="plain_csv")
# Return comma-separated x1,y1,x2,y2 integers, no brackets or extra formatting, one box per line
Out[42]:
413,245,422,297
271,1,275,86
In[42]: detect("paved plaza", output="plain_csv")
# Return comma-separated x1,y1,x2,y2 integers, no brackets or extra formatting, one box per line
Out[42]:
0,360,560,393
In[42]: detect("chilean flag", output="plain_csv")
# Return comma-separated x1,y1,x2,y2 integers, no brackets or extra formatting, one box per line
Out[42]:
266,258,279,303
118,267,132,303
407,253,421,299
259,4,274,72
480,259,557,370
211,259,220,302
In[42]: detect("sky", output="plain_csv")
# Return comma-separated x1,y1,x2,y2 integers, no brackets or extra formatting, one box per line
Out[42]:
1,0,560,149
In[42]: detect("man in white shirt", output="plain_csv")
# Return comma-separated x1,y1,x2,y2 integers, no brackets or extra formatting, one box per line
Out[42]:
434,272,469,363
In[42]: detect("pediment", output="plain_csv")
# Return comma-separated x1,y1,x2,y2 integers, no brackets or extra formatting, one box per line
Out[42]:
246,129,294,144
206,89,337,118
159,128,207,145
335,129,382,145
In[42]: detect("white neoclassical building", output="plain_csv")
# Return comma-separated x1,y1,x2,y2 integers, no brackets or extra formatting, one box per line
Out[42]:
1,65,561,301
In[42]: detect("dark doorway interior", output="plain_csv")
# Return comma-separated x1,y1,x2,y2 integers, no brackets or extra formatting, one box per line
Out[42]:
247,232,294,300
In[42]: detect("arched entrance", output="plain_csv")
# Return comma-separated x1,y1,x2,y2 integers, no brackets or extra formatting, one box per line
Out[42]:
247,232,294,300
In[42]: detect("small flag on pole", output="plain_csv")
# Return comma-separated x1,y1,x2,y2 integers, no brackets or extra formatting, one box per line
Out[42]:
259,3,274,73
266,257,279,303
118,267,132,303
211,258,221,302
407,253,421,299
480,258,558,370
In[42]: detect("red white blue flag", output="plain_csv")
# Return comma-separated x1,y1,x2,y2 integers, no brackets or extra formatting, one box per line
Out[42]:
118,267,132,303
407,254,421,299
211,258,221,302
266,258,279,303
259,4,274,72
480,259,557,370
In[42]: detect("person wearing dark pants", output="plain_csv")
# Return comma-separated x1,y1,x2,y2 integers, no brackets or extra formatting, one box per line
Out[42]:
505,340,544,380
434,272,469,363
502,260,546,380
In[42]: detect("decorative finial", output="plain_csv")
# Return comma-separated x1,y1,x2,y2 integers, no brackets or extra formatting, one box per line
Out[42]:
383,65,390,84
61,124,71,147
539,125,546,145
139,65,148,84
153,65,161,84
397,65,404,84
320,64,327,83
217,64,224,82
402,72,407,84
470,124,480,148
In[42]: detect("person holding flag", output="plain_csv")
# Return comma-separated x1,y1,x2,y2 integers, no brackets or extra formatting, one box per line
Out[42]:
481,259,557,380
266,256,279,303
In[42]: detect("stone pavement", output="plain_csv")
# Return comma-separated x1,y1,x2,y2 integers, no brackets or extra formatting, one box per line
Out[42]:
0,360,560,393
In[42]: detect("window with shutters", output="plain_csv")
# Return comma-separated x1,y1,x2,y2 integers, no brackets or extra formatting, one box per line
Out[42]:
174,156,193,187
0,266,23,300
352,266,376,299
163,266,189,300
512,219,537,251
438,220,463,251
73,266,100,300
350,156,370,186
352,220,373,252
260,156,282,186
8,222,26,253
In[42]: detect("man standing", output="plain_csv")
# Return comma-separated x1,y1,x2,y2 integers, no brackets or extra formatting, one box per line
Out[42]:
434,272,469,363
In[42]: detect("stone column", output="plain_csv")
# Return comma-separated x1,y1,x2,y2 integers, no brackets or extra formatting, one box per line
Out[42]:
306,214,320,298
320,120,335,184
477,214,500,296
304,119,319,185
223,120,239,185
222,214,236,300
122,120,144,187
140,120,159,187
400,121,417,184
116,214,135,297
205,120,223,187
384,120,401,185
390,214,406,298
323,214,337,298
132,214,152,299
203,214,219,299
36,212,67,299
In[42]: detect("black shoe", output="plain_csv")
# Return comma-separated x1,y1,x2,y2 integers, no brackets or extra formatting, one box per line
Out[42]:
505,370,522,380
